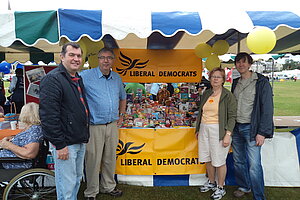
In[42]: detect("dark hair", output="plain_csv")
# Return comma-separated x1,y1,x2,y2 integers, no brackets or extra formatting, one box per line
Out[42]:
209,67,226,83
234,52,253,65
201,76,211,88
61,42,81,56
15,68,23,76
98,47,115,58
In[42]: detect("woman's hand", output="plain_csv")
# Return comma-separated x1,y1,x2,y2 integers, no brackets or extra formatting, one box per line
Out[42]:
223,132,231,147
0,137,12,150
6,136,14,141
0,136,39,159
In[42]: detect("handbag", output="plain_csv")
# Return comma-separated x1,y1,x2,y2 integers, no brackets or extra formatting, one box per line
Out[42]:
4,102,19,121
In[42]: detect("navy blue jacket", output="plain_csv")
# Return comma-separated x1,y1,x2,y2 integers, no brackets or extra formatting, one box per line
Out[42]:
39,64,89,150
232,72,274,141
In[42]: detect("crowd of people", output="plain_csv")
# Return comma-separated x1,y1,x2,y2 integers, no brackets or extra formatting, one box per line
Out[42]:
0,42,273,200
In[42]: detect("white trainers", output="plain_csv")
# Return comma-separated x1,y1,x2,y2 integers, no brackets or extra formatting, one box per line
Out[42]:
211,186,226,200
199,180,217,193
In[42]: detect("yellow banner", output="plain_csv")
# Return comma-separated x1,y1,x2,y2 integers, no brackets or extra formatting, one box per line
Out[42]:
112,49,202,83
116,128,206,175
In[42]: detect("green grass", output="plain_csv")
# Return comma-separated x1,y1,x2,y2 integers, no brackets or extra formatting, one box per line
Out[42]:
77,183,300,200
272,80,300,116
4,81,11,97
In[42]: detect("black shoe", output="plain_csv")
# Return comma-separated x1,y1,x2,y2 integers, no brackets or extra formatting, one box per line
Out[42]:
105,188,123,197
85,197,96,200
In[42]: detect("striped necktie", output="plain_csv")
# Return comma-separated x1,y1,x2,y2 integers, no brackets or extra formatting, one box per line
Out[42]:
71,77,88,116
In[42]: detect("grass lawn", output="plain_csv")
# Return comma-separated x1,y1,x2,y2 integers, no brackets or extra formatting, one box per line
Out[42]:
77,183,300,200
4,81,11,97
272,80,300,116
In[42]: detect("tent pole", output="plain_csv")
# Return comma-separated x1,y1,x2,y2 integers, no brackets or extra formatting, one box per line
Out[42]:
237,32,241,53
271,59,274,88
8,0,11,10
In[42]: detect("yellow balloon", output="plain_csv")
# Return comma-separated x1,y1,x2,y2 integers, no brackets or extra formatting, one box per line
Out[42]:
246,27,276,54
205,54,221,71
194,43,212,58
212,40,229,55
88,55,99,69
80,36,104,55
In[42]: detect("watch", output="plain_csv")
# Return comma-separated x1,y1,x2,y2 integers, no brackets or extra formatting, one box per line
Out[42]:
119,113,125,117
226,132,232,136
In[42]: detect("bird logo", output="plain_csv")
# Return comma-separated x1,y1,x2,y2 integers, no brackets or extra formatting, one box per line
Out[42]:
116,51,149,76
116,139,146,159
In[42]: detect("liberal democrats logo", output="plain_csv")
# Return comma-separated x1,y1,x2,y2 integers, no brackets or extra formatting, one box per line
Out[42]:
117,140,152,166
116,52,149,76
116,139,145,158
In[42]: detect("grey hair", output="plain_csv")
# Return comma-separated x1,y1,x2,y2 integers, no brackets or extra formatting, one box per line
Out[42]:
19,102,40,125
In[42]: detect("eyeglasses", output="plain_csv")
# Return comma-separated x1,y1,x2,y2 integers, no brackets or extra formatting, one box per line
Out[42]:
98,56,114,60
211,76,223,79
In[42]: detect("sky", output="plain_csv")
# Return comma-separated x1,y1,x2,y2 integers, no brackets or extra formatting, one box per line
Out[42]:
1,0,299,12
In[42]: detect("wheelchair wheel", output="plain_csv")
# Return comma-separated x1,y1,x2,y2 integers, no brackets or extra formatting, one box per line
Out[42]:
2,168,56,200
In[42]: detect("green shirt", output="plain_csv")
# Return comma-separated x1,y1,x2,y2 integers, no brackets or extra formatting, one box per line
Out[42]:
125,83,146,96
234,72,257,123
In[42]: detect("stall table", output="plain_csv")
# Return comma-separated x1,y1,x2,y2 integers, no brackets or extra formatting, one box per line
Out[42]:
116,118,300,187
0,129,21,140
273,116,300,128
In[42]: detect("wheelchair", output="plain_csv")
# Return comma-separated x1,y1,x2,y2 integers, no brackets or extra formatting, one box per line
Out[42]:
0,139,56,200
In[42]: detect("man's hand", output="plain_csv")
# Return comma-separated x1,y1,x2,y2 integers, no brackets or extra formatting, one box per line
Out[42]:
256,134,265,146
57,146,69,160
117,116,123,126
195,132,199,139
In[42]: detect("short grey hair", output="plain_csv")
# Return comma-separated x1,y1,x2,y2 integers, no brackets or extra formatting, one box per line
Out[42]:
98,47,115,58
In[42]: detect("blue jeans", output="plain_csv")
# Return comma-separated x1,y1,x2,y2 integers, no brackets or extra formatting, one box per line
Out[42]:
232,123,265,200
50,143,86,200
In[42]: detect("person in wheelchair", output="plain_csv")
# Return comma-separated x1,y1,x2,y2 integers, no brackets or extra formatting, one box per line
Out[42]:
0,102,42,169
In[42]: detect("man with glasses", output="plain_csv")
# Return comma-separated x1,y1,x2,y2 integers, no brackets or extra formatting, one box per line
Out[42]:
80,47,126,200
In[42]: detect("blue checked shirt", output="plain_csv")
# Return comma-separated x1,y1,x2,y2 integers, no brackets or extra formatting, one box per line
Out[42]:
80,67,126,125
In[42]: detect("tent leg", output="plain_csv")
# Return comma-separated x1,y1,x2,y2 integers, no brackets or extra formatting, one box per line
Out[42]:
271,59,274,89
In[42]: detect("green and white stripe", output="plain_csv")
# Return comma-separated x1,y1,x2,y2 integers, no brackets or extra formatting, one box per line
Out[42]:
0,10,59,47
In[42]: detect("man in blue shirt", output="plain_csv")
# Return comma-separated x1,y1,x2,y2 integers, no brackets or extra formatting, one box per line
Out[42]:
80,47,126,200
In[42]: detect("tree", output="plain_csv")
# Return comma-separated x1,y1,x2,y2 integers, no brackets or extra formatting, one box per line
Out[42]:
283,59,300,70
